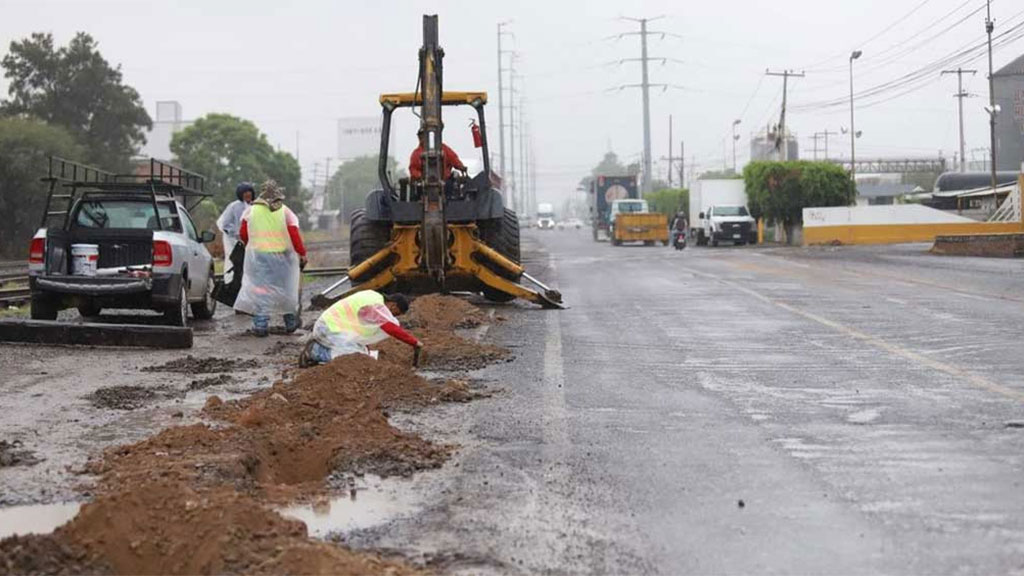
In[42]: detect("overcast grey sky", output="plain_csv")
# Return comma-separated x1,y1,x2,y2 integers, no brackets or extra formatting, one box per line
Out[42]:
2,0,1023,206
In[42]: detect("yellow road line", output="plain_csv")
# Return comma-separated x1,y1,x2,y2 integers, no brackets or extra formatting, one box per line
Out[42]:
683,265,1024,403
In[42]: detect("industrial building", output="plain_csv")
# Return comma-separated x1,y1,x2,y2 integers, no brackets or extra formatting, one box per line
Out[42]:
995,53,1024,171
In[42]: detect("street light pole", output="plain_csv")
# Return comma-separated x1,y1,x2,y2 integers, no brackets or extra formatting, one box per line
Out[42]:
849,50,862,194
732,119,741,174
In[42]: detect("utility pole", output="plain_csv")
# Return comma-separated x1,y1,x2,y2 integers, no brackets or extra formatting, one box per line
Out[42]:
821,129,837,160
497,22,512,191
520,106,527,215
765,69,805,161
942,68,977,173
507,54,518,213
668,115,673,188
985,0,997,190
809,133,823,160
679,141,685,188
324,157,332,216
848,50,862,189
640,18,653,193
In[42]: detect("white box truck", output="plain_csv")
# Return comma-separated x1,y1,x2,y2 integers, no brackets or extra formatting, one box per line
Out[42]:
536,203,556,230
690,179,757,246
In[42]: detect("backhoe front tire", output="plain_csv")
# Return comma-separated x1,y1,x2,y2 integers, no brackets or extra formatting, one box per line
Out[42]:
349,208,392,269
480,208,522,303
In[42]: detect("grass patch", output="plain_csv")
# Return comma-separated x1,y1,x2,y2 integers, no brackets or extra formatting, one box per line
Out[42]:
0,305,28,319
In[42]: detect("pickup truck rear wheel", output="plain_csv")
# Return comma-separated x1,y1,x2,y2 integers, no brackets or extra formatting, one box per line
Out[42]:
77,302,102,318
190,271,217,320
30,295,58,320
164,282,189,327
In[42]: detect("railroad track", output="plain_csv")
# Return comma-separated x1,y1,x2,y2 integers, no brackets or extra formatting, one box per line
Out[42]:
0,266,349,308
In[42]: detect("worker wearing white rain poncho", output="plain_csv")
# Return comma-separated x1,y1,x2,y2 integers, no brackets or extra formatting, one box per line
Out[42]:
299,290,422,366
234,180,308,336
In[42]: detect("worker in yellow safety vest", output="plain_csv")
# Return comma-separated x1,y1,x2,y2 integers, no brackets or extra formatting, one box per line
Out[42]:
299,290,422,366
234,180,308,336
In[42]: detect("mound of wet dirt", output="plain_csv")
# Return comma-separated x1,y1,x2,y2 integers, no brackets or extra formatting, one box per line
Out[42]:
142,355,258,375
401,294,488,331
57,480,414,576
87,385,181,411
0,532,107,575
375,329,508,372
187,374,234,391
0,440,40,468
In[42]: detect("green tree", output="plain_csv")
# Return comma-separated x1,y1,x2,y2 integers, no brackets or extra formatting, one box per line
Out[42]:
0,117,83,258
699,169,741,180
328,155,402,222
579,151,639,190
744,160,853,243
1,32,151,171
644,187,690,218
170,113,307,225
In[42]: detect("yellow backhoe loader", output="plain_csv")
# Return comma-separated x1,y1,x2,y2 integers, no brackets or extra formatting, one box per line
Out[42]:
311,15,562,310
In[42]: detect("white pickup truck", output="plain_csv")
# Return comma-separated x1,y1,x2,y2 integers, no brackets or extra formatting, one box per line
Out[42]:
28,158,218,326
699,204,757,247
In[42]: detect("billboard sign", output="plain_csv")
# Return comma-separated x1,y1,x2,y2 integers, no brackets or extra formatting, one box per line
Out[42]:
337,116,382,160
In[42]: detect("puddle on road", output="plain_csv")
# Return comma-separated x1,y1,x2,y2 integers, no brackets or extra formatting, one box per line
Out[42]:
0,501,81,539
278,478,422,538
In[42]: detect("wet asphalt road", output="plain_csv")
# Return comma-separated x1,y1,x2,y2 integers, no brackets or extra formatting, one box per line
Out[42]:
360,231,1024,575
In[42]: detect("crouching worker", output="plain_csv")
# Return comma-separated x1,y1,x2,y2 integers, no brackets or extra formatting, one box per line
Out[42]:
234,180,307,336
299,290,422,367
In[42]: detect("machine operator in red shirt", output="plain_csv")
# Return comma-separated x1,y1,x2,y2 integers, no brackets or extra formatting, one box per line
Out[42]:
408,128,468,181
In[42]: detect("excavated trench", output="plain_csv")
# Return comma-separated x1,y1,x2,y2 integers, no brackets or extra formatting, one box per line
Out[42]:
0,295,506,575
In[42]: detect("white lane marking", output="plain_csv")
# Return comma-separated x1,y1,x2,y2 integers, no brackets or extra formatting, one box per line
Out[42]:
682,265,1024,403
543,257,569,448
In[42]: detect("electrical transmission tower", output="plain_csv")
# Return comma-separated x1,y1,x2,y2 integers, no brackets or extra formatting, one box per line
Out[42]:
496,22,513,199
614,16,679,193
941,68,977,173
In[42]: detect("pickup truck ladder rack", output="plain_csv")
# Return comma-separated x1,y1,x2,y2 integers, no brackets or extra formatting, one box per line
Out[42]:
39,157,210,231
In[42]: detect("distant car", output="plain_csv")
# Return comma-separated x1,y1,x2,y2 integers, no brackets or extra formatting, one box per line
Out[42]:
564,218,584,230
28,159,218,326
555,220,566,230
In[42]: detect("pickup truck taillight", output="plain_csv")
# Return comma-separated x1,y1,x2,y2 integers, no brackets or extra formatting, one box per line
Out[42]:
153,240,173,267
29,237,45,264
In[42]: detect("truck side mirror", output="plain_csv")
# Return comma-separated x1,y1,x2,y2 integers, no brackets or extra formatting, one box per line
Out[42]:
200,230,216,243
698,212,705,219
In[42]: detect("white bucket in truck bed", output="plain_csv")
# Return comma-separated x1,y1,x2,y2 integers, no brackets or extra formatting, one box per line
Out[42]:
71,244,99,276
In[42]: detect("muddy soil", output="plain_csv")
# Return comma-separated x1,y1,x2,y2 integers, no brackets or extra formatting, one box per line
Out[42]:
187,374,235,391
0,440,40,468
376,329,509,372
142,355,259,375
401,294,489,331
87,385,182,411
0,293,504,575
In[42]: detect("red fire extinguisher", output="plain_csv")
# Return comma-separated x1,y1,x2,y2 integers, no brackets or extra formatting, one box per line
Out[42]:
470,119,483,148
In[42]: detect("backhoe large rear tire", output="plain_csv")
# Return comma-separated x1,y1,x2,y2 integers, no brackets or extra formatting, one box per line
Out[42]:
479,208,521,303
349,208,392,269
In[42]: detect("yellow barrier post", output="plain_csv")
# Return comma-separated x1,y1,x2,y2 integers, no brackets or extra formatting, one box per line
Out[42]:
757,219,764,244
